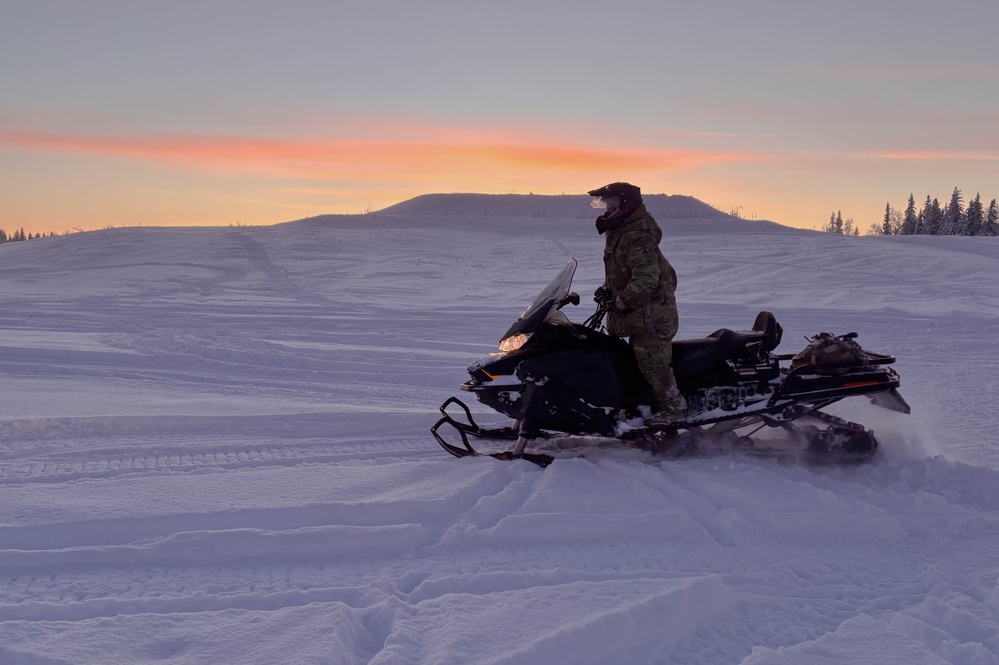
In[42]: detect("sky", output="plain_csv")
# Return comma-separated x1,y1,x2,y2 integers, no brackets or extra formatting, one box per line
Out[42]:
2,0,998,235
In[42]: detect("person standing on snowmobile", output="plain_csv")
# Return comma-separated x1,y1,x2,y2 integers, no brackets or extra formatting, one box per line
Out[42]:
589,182,687,427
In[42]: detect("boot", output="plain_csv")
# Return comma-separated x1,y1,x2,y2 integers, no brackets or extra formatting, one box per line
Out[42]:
643,397,687,429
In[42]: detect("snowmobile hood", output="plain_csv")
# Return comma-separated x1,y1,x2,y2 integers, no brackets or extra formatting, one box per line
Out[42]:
500,258,577,341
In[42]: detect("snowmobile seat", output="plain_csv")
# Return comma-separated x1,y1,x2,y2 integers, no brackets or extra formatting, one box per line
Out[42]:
671,311,782,376
751,310,783,353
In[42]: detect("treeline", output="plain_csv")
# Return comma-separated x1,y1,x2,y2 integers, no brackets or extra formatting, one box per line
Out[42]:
824,211,861,236
0,228,56,243
870,188,999,236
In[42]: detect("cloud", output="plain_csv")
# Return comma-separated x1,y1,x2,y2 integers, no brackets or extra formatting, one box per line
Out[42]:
861,150,999,161
0,127,772,183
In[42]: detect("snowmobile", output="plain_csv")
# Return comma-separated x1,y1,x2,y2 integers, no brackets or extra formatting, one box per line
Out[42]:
432,258,910,466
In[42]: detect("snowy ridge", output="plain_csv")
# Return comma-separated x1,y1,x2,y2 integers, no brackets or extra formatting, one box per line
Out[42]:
0,213,997,663
374,192,741,220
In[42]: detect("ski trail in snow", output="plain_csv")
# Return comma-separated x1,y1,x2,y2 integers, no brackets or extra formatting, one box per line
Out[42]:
228,231,338,306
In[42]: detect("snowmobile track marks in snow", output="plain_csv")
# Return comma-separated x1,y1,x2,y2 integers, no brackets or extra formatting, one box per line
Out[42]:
0,439,436,484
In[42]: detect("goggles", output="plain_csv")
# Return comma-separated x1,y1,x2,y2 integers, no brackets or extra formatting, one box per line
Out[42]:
590,195,621,209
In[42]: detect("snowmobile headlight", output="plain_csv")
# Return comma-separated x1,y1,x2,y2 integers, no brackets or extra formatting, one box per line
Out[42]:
499,333,531,353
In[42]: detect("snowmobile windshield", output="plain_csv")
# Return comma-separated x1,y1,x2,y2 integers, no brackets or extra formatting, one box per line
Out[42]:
500,258,577,341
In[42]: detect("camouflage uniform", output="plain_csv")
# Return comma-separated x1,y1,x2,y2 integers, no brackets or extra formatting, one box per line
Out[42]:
600,204,686,421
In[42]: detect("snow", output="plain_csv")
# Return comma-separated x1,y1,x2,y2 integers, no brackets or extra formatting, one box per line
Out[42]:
0,195,998,664
373,193,752,223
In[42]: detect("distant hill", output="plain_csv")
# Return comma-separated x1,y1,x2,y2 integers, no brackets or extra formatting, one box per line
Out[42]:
376,193,741,221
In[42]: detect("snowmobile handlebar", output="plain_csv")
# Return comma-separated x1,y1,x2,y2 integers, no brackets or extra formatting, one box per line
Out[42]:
582,303,608,331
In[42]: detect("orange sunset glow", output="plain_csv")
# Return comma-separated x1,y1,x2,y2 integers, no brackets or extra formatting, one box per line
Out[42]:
0,128,767,178
1,124,792,233
2,117,995,236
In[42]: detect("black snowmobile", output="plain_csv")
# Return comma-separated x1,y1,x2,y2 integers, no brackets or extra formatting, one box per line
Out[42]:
432,258,910,466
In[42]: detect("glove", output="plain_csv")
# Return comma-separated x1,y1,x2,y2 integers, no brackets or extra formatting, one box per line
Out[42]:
594,287,618,312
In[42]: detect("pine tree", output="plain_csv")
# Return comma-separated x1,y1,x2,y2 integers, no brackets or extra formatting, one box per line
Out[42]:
966,193,985,236
882,203,894,235
942,187,964,235
826,212,837,233
986,199,999,236
921,196,942,235
902,194,918,235
835,211,844,234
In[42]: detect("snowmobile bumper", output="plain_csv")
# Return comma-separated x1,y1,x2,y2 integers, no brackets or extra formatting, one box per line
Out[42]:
431,397,506,457
431,396,555,466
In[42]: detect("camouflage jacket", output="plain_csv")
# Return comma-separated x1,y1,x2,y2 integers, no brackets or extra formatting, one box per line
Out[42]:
601,205,679,339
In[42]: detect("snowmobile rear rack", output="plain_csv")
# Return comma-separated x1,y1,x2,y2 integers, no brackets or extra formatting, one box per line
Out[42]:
772,360,909,413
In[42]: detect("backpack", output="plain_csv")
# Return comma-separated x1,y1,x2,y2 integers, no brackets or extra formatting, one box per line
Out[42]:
790,332,868,375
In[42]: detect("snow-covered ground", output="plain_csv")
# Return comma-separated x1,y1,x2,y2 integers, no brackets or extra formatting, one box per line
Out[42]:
1,198,998,664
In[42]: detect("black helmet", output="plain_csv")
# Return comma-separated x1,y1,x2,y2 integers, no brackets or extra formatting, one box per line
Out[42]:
588,182,642,223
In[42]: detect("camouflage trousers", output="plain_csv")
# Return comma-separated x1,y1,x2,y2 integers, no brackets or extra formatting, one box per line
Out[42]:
630,335,686,418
